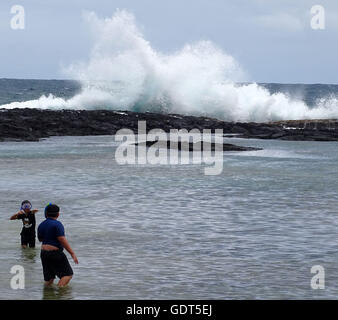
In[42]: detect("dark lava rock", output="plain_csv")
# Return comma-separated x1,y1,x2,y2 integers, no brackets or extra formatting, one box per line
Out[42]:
1,108,338,142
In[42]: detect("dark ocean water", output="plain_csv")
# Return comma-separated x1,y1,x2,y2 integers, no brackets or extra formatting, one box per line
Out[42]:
0,79,81,106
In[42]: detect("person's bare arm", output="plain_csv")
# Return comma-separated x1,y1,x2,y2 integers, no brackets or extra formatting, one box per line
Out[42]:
31,209,39,214
10,211,22,220
57,236,79,264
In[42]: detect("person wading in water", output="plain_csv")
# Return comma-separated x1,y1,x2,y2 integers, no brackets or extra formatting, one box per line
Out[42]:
10,200,39,248
37,203,78,287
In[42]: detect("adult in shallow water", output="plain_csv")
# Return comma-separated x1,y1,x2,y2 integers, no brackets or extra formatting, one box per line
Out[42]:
10,200,39,248
37,203,79,287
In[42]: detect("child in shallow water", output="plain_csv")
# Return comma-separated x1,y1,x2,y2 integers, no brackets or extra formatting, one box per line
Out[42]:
10,200,39,248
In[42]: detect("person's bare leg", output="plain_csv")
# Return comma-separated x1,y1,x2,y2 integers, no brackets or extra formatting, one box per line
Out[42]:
44,279,54,287
57,276,72,287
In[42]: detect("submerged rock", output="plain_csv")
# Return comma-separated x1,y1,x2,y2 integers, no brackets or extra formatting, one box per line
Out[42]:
134,140,262,152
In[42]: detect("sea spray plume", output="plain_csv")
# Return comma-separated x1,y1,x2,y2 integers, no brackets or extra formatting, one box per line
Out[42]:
66,10,158,109
1,9,337,121
66,10,248,114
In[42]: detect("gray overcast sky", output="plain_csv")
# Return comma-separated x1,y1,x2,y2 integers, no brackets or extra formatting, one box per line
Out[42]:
0,0,337,83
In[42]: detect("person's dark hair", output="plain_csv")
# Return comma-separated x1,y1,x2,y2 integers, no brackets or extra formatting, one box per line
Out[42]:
45,204,60,218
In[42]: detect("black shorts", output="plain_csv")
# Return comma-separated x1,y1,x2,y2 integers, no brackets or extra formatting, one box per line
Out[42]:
40,249,73,281
20,230,35,248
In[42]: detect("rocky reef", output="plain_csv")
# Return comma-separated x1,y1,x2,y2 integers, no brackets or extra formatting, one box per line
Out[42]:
0,108,338,143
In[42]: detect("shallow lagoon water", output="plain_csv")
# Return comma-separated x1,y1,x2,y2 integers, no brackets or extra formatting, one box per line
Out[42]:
1,135,338,299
